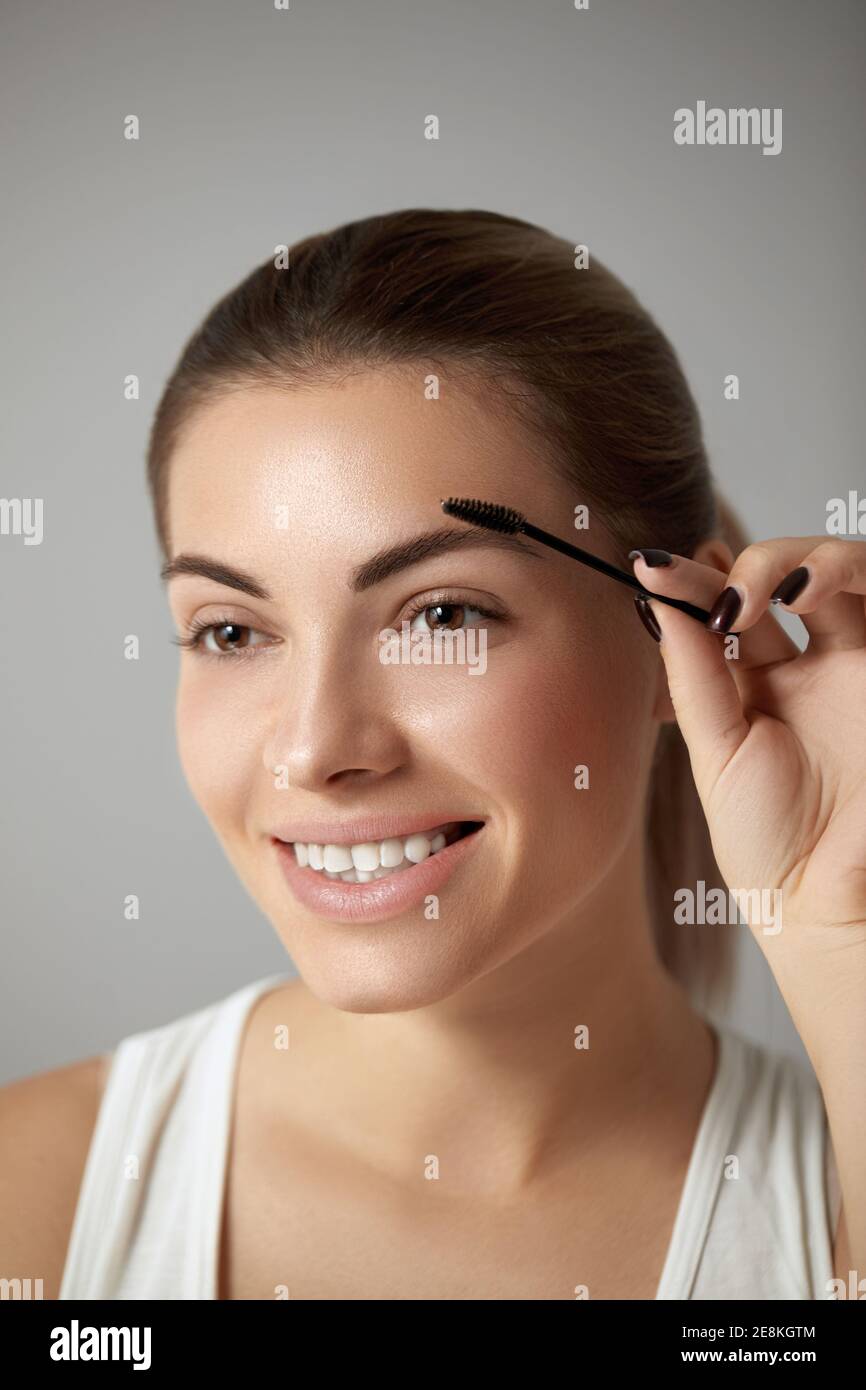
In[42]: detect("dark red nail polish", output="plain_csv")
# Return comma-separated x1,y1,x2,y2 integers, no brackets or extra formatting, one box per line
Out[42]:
706,586,741,634
634,593,661,642
769,566,810,606
628,548,674,567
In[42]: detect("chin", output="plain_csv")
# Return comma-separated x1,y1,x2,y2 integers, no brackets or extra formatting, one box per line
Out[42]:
277,925,497,1015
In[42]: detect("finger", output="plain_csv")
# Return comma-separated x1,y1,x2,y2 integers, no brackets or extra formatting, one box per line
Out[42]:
639,595,749,792
709,536,866,651
630,550,799,672
767,540,866,653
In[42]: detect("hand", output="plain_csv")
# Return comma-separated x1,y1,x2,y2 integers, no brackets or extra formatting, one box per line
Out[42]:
631,537,866,964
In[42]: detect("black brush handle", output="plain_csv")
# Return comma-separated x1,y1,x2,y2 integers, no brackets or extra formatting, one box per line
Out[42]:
520,522,717,626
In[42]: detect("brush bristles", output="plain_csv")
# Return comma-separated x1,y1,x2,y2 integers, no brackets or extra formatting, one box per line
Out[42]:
440,497,525,534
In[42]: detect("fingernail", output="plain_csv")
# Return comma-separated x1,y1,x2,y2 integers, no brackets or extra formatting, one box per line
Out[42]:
769,566,810,606
628,548,674,568
633,593,661,642
706,586,741,634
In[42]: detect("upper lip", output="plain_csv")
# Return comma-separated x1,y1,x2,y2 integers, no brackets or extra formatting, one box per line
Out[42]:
271,813,484,845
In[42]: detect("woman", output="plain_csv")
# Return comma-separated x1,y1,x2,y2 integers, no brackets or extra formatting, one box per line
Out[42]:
2,208,862,1300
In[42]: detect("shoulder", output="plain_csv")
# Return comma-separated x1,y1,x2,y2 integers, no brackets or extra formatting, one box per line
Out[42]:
0,1054,112,1299
0,986,238,1302
0,975,302,1299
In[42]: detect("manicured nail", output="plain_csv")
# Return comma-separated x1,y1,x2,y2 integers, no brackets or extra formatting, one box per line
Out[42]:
633,593,661,642
769,566,810,606
628,548,674,567
706,586,741,634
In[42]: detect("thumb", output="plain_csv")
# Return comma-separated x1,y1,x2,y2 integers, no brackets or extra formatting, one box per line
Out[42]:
637,594,749,791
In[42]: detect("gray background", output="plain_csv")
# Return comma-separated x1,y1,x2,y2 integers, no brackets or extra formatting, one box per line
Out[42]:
1,0,864,1082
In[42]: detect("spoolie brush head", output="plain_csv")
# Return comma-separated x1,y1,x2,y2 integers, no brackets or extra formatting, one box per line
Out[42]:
440,497,526,534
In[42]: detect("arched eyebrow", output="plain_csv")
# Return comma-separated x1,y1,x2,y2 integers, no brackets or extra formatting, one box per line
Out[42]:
349,525,543,591
160,525,543,599
160,555,271,599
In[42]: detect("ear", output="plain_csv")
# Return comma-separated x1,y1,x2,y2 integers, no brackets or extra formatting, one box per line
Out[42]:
651,535,736,724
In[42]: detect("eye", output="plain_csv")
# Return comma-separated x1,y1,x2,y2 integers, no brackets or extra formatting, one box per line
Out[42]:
406,596,498,633
174,619,276,657
201,622,271,654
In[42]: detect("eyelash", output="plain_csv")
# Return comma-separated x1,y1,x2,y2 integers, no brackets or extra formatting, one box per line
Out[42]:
173,593,505,661
172,613,271,661
404,592,503,629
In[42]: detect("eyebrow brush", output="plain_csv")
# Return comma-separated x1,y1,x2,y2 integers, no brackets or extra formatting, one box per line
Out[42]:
440,497,719,627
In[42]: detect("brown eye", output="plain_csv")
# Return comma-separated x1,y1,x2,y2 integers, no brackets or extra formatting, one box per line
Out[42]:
176,619,275,658
216,623,248,651
406,599,493,635
205,623,257,653
422,603,466,631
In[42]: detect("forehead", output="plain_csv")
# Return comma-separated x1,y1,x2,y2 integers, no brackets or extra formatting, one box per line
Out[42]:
165,370,563,558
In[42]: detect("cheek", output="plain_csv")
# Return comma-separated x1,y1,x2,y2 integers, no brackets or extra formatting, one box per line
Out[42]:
439,634,653,853
175,668,262,837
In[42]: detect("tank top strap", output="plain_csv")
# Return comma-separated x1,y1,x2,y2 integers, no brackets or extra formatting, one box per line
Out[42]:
59,974,290,1299
659,1026,836,1300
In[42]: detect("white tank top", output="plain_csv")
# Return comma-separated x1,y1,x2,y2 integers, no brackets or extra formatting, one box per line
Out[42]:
58,973,842,1300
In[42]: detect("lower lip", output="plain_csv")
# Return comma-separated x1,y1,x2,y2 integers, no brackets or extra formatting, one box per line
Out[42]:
273,827,484,924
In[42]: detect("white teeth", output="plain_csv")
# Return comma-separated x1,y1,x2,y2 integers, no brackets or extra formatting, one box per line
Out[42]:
380,838,405,868
404,834,430,864
350,842,380,872
290,823,468,882
323,844,354,873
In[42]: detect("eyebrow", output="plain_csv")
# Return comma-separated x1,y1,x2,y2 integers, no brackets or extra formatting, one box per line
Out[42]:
161,526,543,599
160,554,272,599
350,525,543,591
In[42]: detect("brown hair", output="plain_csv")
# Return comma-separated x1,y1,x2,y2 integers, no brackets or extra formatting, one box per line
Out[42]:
147,207,746,1011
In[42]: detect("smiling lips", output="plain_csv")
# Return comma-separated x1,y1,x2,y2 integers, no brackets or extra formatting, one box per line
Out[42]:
286,821,469,884
272,819,485,922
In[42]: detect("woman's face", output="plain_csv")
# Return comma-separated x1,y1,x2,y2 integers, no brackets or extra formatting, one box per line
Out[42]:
165,369,663,1011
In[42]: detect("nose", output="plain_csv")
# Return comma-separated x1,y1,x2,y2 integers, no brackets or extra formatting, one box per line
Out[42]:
262,643,408,793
